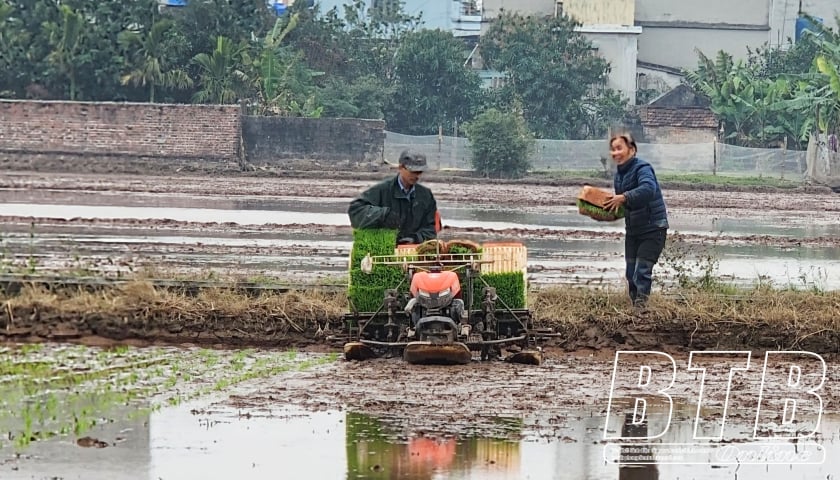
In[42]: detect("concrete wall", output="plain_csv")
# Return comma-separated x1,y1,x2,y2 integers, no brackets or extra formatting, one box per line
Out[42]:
317,0,456,31
637,66,683,97
242,117,385,168
769,0,840,45
637,27,770,70
566,0,634,26
635,0,772,70
636,0,770,25
482,0,555,19
580,27,640,102
0,100,241,159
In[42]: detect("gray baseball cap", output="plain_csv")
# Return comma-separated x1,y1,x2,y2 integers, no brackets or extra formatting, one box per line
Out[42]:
398,150,428,172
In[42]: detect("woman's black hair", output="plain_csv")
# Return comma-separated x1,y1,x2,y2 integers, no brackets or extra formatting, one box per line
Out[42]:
610,133,637,152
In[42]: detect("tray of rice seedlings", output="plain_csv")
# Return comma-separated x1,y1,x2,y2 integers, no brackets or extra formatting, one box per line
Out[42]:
446,239,482,262
471,242,528,310
414,239,447,259
577,185,624,222
348,229,406,312
472,271,526,310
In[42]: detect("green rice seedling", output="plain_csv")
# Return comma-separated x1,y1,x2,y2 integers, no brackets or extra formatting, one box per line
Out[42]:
348,229,406,312
576,199,624,222
473,272,527,309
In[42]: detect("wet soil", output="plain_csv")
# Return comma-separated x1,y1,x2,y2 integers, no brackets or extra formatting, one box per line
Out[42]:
1,170,839,251
1,171,838,210
224,352,840,439
1,170,839,351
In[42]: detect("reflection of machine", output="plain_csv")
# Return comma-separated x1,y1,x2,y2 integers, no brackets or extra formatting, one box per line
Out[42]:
337,243,546,365
345,412,521,480
408,436,457,470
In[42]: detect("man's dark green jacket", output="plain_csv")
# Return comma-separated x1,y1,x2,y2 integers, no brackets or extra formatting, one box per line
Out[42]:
348,176,438,243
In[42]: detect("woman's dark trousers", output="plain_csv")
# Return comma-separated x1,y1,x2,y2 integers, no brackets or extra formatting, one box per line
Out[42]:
625,228,667,306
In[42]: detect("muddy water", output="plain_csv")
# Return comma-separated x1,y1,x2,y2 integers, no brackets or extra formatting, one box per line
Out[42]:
1,178,839,290
3,220,839,290
4,394,838,479
5,200,840,238
1,344,839,479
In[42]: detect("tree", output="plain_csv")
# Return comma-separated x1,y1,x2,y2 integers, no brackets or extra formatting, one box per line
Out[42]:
387,29,481,134
119,20,192,102
0,1,31,97
318,75,394,119
284,0,421,120
192,36,249,104
171,0,275,62
464,108,534,179
479,12,621,139
44,5,84,100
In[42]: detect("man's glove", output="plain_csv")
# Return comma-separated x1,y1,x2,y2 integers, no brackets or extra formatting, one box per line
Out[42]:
398,236,416,245
383,211,401,229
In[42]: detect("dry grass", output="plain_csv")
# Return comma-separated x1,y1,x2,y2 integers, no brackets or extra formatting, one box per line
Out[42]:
2,282,347,338
2,282,838,349
533,286,840,350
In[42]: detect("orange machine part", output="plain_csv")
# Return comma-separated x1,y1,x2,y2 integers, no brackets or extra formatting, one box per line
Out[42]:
410,270,461,297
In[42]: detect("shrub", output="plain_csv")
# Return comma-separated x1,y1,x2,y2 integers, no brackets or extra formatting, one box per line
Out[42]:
464,108,535,179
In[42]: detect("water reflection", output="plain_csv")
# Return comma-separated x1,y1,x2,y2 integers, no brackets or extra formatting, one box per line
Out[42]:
346,413,521,480
618,413,659,480
1,401,838,480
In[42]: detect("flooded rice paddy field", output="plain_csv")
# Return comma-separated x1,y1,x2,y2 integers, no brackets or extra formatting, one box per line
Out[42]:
1,171,840,478
0,172,839,290
1,344,838,480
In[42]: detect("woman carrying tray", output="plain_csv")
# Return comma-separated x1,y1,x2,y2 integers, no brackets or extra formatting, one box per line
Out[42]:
602,133,669,308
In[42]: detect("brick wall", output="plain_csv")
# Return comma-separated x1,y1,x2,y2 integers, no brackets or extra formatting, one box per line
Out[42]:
0,100,241,159
242,116,385,168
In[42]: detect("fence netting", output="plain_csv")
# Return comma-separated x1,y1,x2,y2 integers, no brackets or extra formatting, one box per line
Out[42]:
384,131,810,180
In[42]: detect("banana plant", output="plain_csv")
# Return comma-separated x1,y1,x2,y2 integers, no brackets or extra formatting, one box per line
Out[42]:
814,55,840,133
798,16,840,135
766,79,815,147
245,13,323,116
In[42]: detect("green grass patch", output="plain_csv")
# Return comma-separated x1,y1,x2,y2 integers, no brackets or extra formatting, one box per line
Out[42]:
657,173,802,188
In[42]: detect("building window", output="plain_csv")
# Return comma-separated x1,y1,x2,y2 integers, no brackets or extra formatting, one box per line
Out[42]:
555,1,563,18
461,0,479,16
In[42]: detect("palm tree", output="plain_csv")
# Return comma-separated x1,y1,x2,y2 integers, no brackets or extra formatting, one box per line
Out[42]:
192,36,249,105
45,5,83,100
119,19,193,103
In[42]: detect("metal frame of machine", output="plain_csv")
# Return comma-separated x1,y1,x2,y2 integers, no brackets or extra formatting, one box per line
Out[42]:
333,248,548,364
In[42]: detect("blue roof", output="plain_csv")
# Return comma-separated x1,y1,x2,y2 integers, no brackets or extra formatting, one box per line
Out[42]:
159,0,288,9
